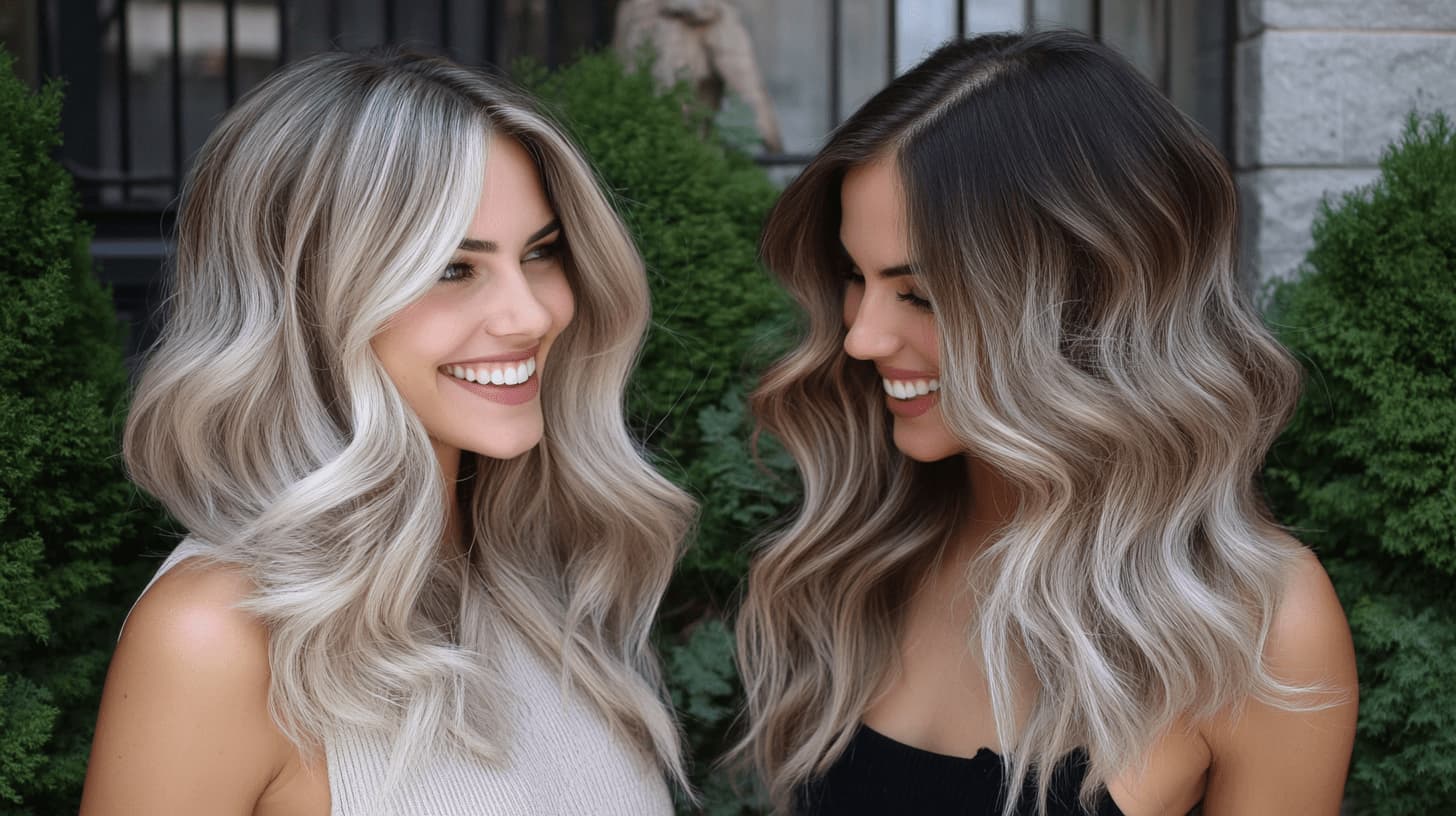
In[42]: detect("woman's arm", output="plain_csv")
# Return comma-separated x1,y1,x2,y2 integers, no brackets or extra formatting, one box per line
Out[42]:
80,563,289,815
1201,547,1359,816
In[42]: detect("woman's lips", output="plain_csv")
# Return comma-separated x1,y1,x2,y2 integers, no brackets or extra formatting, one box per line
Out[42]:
886,391,937,418
443,371,540,406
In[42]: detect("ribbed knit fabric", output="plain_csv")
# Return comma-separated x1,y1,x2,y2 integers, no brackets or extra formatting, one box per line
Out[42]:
130,542,675,816
323,623,674,816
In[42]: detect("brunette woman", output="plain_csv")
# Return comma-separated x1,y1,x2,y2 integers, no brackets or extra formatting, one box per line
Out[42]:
735,31,1356,816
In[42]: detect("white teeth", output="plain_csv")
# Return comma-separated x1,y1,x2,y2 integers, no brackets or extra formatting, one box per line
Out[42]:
881,376,941,401
442,358,539,386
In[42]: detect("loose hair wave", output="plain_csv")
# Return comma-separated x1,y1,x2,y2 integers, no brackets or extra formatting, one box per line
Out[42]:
123,49,693,788
735,31,1310,814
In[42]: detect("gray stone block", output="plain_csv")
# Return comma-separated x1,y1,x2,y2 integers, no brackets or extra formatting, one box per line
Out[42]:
1237,31,1456,168
1257,0,1456,31
1237,167,1380,283
1258,248,1315,285
1238,0,1265,40
1234,37,1270,169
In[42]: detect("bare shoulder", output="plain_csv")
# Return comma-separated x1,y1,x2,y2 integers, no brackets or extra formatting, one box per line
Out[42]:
110,559,274,708
1266,544,1355,677
1199,542,1358,816
81,559,290,815
123,558,266,653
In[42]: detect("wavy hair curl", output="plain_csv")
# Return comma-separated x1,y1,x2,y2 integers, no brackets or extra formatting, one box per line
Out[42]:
735,31,1310,814
124,49,693,788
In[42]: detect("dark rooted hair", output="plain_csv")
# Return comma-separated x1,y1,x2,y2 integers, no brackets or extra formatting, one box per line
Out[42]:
736,31,1308,815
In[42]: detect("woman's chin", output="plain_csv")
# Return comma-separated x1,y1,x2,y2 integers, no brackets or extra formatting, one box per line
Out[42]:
890,406,962,463
891,429,962,463
458,421,545,461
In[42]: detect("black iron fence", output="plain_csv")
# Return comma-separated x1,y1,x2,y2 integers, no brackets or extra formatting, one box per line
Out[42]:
18,0,1229,359
39,0,619,208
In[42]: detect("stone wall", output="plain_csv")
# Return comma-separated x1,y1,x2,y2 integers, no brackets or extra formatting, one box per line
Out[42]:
1236,0,1456,283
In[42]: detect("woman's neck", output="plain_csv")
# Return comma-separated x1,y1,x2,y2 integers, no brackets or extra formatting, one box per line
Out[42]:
953,456,1019,557
434,440,469,556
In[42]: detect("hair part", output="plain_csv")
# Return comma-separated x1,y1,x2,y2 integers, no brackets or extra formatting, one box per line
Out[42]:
124,48,694,792
735,30,1315,815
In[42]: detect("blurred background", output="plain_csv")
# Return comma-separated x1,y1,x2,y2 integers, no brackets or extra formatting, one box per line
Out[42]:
8,0,1449,359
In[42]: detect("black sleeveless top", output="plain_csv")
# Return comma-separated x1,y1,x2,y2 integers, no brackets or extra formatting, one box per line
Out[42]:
793,724,1126,816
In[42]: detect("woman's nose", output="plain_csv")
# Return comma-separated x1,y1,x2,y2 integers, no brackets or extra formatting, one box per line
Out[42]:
842,286,902,361
480,265,553,339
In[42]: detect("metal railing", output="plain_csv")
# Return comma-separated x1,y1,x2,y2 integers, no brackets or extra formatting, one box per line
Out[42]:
38,0,619,207
28,0,1227,359
36,0,1225,202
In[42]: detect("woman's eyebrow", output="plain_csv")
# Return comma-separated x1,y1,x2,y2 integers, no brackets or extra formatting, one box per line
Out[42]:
457,218,562,253
836,239,914,279
850,262,915,279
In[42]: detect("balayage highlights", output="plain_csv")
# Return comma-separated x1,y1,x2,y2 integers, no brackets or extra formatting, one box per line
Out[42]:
123,50,693,788
735,31,1313,814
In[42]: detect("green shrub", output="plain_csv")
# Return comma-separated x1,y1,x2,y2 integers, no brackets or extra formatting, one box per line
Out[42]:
1266,112,1456,815
0,49,156,814
523,54,786,459
522,53,798,812
0,46,792,813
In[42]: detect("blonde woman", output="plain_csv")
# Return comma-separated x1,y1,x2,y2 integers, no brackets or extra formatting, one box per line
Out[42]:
735,31,1357,816
80,50,691,815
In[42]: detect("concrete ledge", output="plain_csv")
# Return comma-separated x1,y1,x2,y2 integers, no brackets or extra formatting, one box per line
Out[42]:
1237,166,1380,282
1237,30,1456,168
1259,0,1456,31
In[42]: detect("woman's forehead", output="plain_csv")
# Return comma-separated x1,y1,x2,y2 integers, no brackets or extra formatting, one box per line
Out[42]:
839,159,909,268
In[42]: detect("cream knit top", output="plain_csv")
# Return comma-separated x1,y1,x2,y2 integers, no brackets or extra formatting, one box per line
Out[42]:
134,543,676,816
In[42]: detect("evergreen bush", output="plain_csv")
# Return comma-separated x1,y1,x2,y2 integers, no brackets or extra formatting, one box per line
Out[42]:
522,53,798,812
0,47,793,813
0,48,155,814
1266,112,1456,815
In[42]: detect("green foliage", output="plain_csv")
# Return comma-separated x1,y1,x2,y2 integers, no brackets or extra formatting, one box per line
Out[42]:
680,388,797,592
667,618,738,728
1266,112,1456,814
522,52,797,812
521,52,788,464
0,47,156,813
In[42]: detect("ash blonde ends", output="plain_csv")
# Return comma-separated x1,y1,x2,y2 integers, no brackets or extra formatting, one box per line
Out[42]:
124,50,693,788
736,31,1311,815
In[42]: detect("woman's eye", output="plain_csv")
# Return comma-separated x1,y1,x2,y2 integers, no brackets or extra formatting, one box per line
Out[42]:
896,290,933,311
440,262,474,282
523,241,562,264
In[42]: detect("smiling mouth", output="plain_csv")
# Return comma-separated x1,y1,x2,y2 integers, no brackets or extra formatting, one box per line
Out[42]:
881,376,940,400
440,358,541,407
439,357,537,386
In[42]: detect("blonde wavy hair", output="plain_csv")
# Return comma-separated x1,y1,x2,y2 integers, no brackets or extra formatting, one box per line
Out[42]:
124,49,693,788
735,31,1310,814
